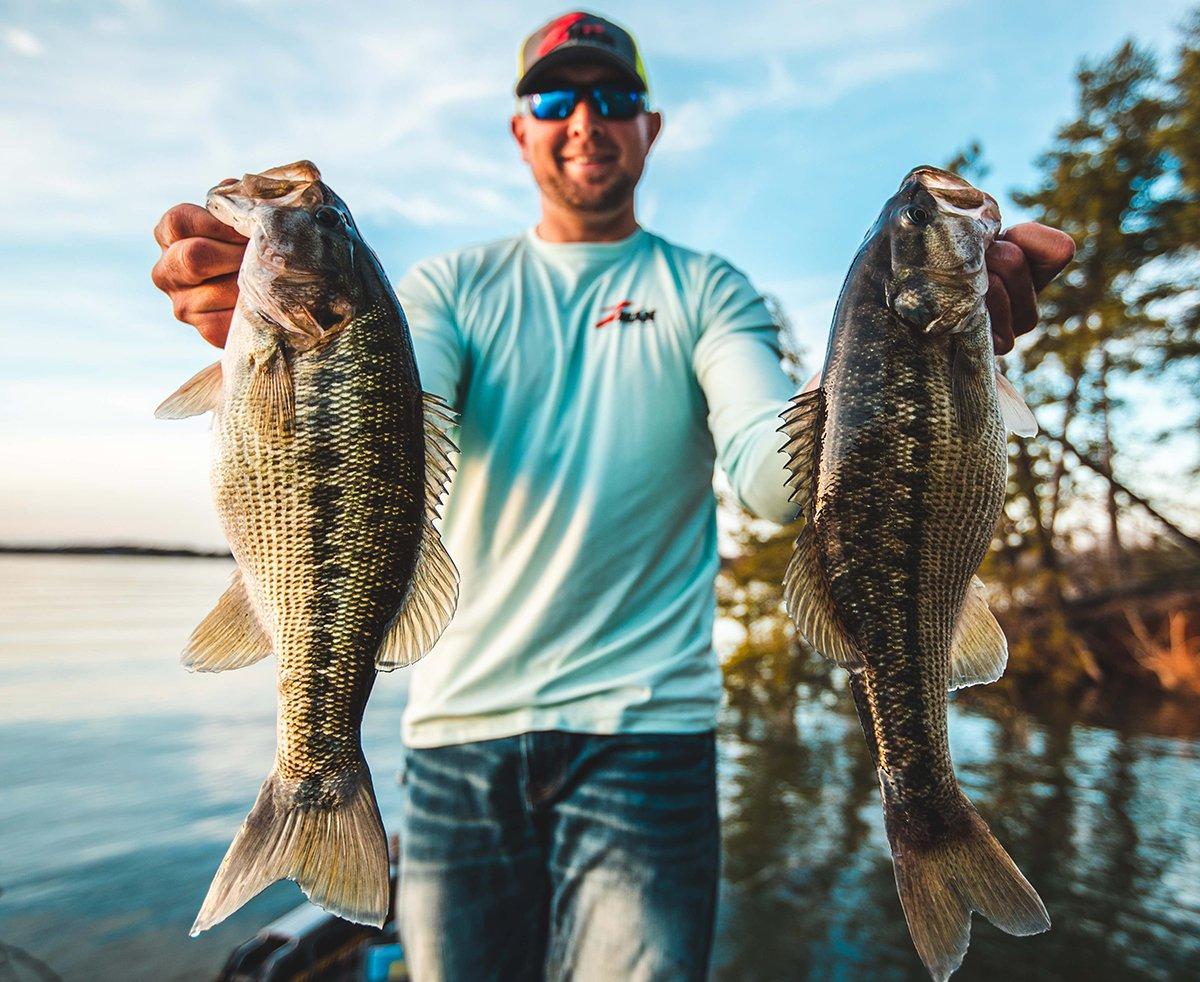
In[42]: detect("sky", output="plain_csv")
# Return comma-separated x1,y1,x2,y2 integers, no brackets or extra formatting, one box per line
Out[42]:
1,0,1197,549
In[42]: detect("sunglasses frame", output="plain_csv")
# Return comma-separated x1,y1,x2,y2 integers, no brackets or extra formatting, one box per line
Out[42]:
520,85,650,122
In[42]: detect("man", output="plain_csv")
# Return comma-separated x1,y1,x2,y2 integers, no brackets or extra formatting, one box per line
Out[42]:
151,12,1074,980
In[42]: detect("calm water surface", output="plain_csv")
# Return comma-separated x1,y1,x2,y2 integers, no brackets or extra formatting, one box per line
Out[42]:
1,557,1197,980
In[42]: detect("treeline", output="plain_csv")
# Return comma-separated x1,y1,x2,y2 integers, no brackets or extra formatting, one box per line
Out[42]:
721,12,1200,712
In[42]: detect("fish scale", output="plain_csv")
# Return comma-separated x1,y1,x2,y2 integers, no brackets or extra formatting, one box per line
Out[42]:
157,162,458,934
780,166,1049,980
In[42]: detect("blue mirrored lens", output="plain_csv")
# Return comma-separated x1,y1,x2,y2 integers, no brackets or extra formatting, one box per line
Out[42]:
591,86,642,120
528,90,578,120
527,87,644,121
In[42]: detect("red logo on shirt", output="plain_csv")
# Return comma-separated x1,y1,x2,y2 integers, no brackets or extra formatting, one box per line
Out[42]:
595,300,656,328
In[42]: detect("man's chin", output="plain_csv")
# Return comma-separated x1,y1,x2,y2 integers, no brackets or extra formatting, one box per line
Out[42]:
545,173,635,214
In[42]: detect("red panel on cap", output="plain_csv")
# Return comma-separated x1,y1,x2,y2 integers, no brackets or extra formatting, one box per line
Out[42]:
536,12,587,58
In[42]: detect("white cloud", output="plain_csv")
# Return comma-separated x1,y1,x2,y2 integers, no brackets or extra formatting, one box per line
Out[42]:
657,47,939,157
635,0,960,61
3,26,42,56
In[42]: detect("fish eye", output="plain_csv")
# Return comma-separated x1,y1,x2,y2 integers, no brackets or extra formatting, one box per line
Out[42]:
902,204,933,227
314,205,345,229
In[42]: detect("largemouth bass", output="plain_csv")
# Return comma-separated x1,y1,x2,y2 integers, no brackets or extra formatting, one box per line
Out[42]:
778,166,1048,980
156,161,458,934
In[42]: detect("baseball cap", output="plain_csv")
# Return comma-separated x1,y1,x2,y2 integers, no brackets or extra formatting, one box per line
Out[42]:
516,11,650,97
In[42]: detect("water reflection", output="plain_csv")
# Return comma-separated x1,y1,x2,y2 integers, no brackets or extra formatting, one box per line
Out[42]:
715,690,1200,980
1,557,1198,980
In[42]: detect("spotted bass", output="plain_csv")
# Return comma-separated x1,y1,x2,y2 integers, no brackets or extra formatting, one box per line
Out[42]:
156,161,458,934
779,166,1048,980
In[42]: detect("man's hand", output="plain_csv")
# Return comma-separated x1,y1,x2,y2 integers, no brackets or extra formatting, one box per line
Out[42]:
984,222,1076,355
151,201,248,348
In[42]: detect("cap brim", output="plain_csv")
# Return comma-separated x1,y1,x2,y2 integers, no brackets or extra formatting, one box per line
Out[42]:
515,44,645,96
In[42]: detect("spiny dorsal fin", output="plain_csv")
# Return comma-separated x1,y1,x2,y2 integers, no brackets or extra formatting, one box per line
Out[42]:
777,388,824,516
156,361,223,419
948,575,1008,689
778,387,861,669
995,370,1038,436
783,523,866,671
182,568,273,672
375,391,460,671
421,392,458,518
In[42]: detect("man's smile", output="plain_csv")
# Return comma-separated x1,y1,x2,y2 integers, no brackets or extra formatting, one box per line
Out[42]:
560,151,619,177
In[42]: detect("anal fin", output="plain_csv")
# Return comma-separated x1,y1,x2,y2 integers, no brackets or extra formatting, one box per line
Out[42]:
948,575,1008,689
182,568,273,672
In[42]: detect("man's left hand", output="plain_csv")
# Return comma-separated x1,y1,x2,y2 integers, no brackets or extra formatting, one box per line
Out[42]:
984,222,1076,355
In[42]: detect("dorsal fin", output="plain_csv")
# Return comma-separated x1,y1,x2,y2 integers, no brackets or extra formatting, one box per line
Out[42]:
777,387,865,670
777,388,824,516
375,393,460,671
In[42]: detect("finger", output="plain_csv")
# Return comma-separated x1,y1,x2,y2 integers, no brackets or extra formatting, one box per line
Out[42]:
154,201,248,249
171,274,240,321
191,309,235,349
1000,223,1075,292
986,272,1014,355
152,237,246,290
986,239,1038,339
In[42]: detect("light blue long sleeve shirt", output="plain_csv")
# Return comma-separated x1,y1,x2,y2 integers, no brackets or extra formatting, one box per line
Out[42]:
396,227,798,747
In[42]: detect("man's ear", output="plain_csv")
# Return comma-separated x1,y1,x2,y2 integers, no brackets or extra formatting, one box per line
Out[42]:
643,110,663,153
511,115,532,164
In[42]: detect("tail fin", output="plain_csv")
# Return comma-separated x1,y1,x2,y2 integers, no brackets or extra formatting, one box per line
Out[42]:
190,764,389,936
882,785,1050,981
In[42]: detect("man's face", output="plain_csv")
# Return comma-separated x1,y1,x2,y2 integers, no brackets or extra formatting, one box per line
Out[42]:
511,64,663,215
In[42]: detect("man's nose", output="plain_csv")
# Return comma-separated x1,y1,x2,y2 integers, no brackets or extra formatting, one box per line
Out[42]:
567,96,602,139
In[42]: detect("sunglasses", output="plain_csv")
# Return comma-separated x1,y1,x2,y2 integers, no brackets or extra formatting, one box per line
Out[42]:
522,85,649,121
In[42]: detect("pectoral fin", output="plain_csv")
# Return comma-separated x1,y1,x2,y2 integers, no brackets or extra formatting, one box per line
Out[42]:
950,340,994,440
948,576,1008,689
155,361,223,419
248,346,294,434
182,568,273,672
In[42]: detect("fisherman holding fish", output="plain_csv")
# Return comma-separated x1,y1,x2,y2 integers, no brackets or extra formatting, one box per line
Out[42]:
151,11,1074,981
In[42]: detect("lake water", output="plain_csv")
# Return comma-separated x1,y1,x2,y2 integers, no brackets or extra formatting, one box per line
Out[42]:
1,556,1197,980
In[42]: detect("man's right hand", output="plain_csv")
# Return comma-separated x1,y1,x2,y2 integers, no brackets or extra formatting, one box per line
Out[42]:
151,202,249,348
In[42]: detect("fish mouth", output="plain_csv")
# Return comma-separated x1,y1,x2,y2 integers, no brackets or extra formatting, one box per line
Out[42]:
903,165,1001,238
206,160,326,237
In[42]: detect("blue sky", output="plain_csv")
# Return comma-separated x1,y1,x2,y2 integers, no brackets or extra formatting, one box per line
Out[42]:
2,0,1196,547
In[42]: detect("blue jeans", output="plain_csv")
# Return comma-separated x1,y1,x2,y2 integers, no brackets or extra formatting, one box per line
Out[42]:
397,730,720,981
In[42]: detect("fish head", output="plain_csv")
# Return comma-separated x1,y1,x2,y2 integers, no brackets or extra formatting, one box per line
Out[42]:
207,161,364,347
883,166,1000,337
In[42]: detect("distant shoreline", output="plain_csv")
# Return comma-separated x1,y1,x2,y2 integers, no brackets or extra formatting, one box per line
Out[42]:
0,544,232,560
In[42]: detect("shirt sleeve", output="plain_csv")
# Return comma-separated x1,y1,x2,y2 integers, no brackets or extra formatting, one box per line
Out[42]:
395,258,468,409
691,257,801,524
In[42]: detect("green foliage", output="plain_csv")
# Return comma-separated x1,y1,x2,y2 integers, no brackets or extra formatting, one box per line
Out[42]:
721,12,1200,711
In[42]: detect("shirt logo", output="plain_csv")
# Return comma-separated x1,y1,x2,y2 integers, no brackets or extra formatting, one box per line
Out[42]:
595,300,657,328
